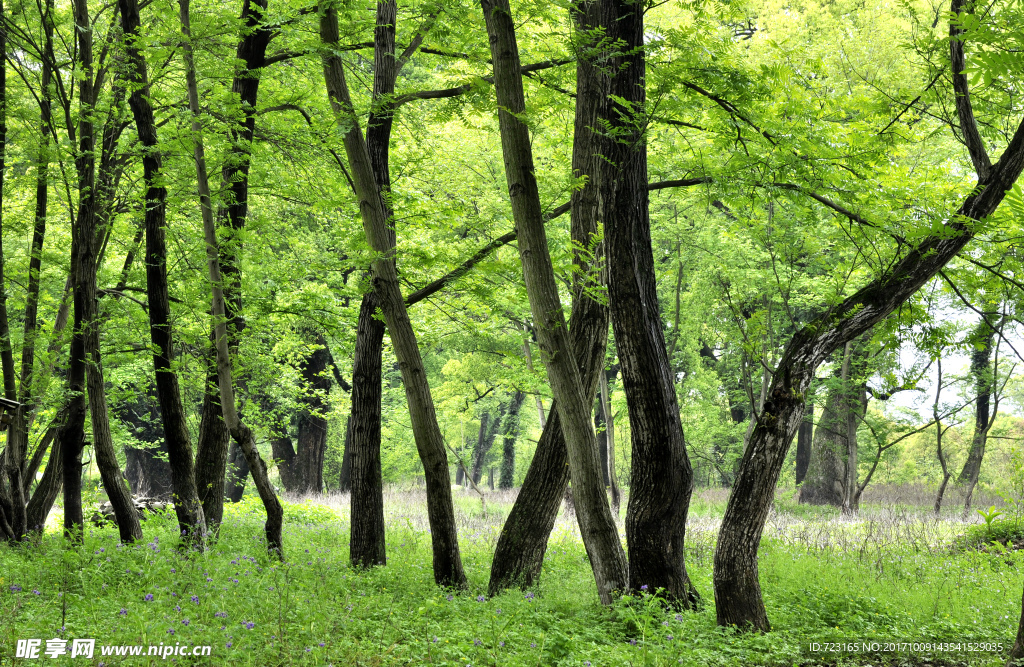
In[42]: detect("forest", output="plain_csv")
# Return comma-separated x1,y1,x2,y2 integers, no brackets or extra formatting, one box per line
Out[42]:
2,0,1024,663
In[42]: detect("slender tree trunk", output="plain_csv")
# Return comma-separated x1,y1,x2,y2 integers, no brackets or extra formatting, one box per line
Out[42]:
117,0,207,546
958,316,995,510
498,391,523,489
794,403,813,484
471,406,504,485
481,0,626,603
320,0,465,588
0,0,15,402
194,0,272,527
179,0,279,554
25,421,62,532
487,0,613,597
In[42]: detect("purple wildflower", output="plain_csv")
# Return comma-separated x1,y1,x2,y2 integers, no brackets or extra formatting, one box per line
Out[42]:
9,584,22,592
144,594,154,601
118,608,128,616
191,595,199,604
182,619,190,626
476,595,486,603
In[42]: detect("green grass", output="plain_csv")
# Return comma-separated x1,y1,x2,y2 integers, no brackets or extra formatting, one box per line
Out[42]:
1,494,1022,666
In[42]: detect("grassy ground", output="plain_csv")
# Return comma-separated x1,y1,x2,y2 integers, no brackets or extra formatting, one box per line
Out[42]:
1,486,1021,666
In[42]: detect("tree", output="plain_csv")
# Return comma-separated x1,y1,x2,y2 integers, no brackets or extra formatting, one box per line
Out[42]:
712,0,1024,628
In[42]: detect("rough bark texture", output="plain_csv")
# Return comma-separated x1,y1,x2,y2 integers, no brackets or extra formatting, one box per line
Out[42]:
121,0,207,546
348,293,386,567
321,1,465,587
471,406,505,484
712,105,1024,630
499,391,524,489
24,425,61,532
794,403,813,484
224,442,250,503
0,0,15,402
195,364,231,518
600,0,700,606
293,331,331,493
60,312,88,538
484,0,624,602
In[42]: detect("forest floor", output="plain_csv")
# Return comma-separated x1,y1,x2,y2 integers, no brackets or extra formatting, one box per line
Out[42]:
1,484,1021,666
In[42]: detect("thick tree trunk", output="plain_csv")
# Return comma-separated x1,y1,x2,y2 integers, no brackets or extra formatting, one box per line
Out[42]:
498,392,523,489
321,1,465,588
224,442,249,503
349,293,386,567
195,365,231,520
0,0,15,402
794,403,813,484
712,104,1024,629
120,0,207,547
958,316,995,510
294,331,331,494
482,0,624,603
599,0,699,605
271,430,297,492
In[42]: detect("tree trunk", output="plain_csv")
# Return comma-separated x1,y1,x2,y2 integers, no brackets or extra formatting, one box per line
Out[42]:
958,316,995,510
24,421,62,532
0,0,15,402
271,430,298,492
498,391,524,489
119,0,207,547
599,0,699,605
179,0,280,555
348,292,386,567
193,0,272,527
471,406,505,485
320,1,465,588
794,403,813,484
224,442,249,503
712,101,1024,629
481,0,625,603
76,0,143,545
294,331,331,494
523,338,546,429
1007,585,1024,667
594,396,609,487
60,321,88,538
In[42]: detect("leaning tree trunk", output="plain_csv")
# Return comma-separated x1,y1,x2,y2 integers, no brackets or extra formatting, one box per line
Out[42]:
321,0,465,588
498,391,525,489
487,0,612,597
712,51,1024,628
958,316,996,510
0,0,15,401
179,0,281,555
600,0,700,606
482,0,625,603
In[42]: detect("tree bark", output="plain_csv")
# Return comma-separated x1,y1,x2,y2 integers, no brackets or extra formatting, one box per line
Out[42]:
224,442,249,503
320,0,465,588
1007,585,1024,667
0,0,15,403
599,0,700,605
712,105,1024,630
60,316,88,538
76,0,143,545
24,420,62,532
117,389,173,500
481,0,625,603
471,406,505,485
600,366,620,513
348,292,386,567
294,331,331,493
